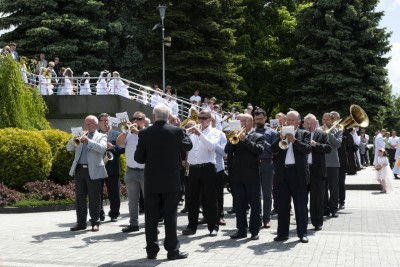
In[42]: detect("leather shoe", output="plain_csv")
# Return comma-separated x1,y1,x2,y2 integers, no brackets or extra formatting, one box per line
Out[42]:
122,225,139,233
339,204,345,209
218,218,226,226
91,225,99,232
100,216,105,222
263,221,271,229
271,209,278,215
110,217,118,222
230,231,247,239
182,228,196,236
180,208,188,213
70,224,87,231
167,251,189,260
227,209,236,214
331,213,339,218
250,234,259,240
209,229,218,237
198,218,207,224
300,236,309,243
274,236,289,242
323,211,330,216
314,226,322,231
147,254,157,260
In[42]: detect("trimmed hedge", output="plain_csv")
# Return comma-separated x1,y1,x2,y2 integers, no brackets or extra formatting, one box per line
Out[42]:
39,129,74,184
0,128,52,188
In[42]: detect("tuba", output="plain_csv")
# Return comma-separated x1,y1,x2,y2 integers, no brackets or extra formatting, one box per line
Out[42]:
181,108,199,128
339,104,369,130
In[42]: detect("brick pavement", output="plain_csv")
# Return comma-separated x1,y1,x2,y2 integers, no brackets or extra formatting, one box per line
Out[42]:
1,166,400,267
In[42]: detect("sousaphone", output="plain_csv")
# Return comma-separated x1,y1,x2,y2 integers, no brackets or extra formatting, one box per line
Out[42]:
340,104,369,129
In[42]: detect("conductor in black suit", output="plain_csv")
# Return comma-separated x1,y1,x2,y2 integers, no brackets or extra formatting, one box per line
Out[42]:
134,103,193,261
272,110,311,243
303,114,331,231
225,113,265,240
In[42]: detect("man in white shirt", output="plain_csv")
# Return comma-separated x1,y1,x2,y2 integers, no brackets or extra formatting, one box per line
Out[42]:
182,110,220,237
189,89,201,105
116,111,146,233
388,130,398,168
150,89,163,107
168,94,179,116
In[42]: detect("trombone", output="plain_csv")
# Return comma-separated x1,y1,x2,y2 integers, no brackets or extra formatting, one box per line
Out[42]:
227,127,246,144
72,131,88,146
323,119,343,134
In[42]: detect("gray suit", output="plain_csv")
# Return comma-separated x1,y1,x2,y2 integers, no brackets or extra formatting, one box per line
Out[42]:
324,128,342,215
66,131,108,226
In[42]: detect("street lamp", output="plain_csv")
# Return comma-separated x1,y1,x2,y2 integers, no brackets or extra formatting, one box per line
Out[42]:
158,5,167,93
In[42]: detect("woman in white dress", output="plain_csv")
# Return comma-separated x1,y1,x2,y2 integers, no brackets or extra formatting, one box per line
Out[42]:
38,67,54,95
108,71,126,95
19,57,28,84
96,70,110,95
59,68,74,95
79,72,92,95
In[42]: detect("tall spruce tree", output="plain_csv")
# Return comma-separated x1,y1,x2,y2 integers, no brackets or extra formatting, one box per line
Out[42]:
139,0,245,101
290,0,391,125
0,0,108,74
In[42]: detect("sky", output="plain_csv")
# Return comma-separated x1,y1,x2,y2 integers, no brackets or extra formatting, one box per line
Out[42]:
0,1,399,94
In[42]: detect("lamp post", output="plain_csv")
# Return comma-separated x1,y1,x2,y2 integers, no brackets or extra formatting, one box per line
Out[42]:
158,5,167,93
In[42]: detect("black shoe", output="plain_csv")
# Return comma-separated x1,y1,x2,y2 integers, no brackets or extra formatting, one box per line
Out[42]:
180,208,188,213
178,200,183,206
271,209,278,215
230,231,247,239
110,217,118,222
250,234,259,240
314,226,322,231
338,204,345,210
70,224,87,231
209,229,218,237
323,211,330,216
227,209,236,214
139,208,145,214
274,236,289,242
159,218,164,223
91,225,99,232
300,236,309,243
100,216,105,222
167,251,189,260
182,228,196,236
122,225,139,233
147,254,157,260
198,218,207,224
331,213,338,218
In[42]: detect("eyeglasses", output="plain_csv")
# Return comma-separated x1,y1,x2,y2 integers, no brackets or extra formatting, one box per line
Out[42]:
198,116,210,120
132,117,144,121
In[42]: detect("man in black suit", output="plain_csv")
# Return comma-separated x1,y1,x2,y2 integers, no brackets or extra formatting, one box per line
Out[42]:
225,113,265,240
134,104,192,261
303,114,331,231
271,110,311,243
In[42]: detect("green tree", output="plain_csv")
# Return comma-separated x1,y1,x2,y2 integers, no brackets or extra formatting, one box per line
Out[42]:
139,0,245,101
0,0,108,74
0,54,50,130
290,0,392,124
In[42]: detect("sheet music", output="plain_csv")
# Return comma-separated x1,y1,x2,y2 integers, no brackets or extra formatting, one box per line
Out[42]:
281,125,295,136
71,127,84,136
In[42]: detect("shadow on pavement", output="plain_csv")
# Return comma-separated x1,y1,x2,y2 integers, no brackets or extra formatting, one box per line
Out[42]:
70,231,145,249
248,240,298,255
31,230,87,243
98,258,168,267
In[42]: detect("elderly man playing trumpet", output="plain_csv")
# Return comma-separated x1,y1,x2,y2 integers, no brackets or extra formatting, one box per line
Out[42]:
116,111,146,232
67,115,108,232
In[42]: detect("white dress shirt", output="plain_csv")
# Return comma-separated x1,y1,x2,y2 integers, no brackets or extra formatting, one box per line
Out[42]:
187,126,219,165
122,132,145,169
285,129,297,165
308,131,314,164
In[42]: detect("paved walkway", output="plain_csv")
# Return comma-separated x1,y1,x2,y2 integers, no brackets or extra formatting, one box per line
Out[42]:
1,167,400,267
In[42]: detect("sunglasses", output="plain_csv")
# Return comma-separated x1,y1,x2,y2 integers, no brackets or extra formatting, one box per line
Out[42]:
131,117,144,121
198,116,210,120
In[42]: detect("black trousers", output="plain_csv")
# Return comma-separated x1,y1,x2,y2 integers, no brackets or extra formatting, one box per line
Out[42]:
309,164,325,227
216,170,225,218
277,165,308,238
74,166,102,226
232,183,261,235
145,191,180,255
325,167,339,214
338,166,346,206
387,148,396,168
187,164,218,232
100,175,121,219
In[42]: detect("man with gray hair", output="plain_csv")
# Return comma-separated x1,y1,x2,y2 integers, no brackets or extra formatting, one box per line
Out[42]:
135,103,192,260
66,115,108,232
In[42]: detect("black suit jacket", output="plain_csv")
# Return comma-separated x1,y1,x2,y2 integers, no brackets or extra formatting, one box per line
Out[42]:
225,131,265,184
271,128,311,184
134,121,193,193
309,130,332,178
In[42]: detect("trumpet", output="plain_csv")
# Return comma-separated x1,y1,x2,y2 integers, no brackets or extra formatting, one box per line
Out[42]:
227,127,246,144
72,131,88,146
104,151,114,164
185,123,202,135
121,122,138,134
279,136,289,150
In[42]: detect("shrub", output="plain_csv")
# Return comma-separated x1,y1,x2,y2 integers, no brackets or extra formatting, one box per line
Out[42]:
0,128,52,188
0,183,22,207
23,180,75,201
120,154,127,182
39,129,74,184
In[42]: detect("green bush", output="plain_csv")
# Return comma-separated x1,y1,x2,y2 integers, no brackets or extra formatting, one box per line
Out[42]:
39,129,74,184
120,153,127,182
0,128,52,188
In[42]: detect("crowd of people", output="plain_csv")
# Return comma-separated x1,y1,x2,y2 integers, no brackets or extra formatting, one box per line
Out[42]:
64,100,397,261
